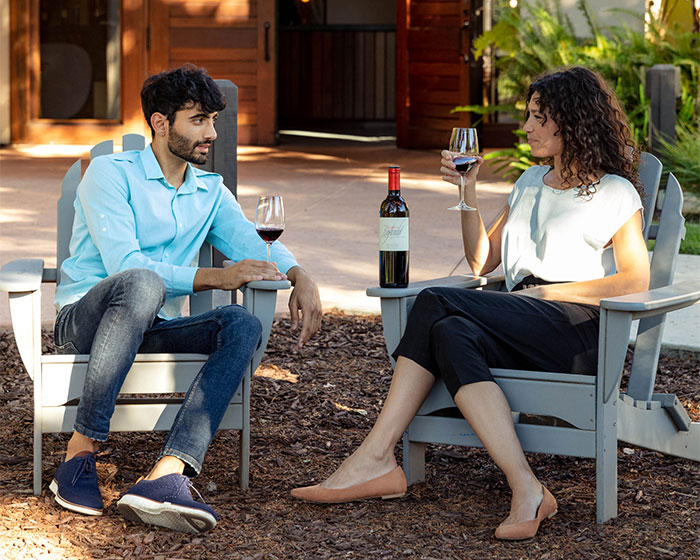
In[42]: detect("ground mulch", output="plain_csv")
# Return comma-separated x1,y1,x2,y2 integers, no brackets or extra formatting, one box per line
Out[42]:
0,312,698,559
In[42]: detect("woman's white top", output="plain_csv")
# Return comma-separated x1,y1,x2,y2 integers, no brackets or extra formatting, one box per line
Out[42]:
501,165,643,292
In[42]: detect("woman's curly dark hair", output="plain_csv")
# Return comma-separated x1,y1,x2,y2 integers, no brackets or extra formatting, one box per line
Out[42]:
141,64,226,136
526,66,643,199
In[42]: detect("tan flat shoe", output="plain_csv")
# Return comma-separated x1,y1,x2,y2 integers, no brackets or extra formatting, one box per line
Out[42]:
494,485,558,541
290,466,407,504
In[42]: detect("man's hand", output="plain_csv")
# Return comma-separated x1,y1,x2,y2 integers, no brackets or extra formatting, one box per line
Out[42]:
286,266,322,351
194,259,286,292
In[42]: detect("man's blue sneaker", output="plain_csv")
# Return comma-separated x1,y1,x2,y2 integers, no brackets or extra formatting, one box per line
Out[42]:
49,451,103,516
116,473,218,534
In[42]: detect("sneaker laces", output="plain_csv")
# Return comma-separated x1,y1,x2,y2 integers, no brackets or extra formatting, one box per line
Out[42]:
70,451,99,487
182,476,208,504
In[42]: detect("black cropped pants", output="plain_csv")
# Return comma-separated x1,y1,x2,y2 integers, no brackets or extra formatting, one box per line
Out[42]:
392,286,600,398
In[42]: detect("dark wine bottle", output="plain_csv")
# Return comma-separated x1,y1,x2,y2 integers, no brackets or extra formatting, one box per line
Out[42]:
379,166,409,288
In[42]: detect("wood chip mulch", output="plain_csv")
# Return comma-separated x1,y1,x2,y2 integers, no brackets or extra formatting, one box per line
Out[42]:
0,313,698,559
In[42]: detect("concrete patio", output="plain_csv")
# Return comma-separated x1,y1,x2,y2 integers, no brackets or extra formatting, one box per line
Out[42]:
0,136,698,353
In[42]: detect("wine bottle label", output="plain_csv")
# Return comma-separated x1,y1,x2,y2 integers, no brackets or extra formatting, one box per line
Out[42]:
379,217,409,251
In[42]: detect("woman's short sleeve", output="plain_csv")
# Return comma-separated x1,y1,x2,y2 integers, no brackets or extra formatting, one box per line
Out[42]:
589,175,644,248
508,165,545,207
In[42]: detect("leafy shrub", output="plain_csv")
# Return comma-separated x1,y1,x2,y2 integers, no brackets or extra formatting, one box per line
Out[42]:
457,0,700,181
657,119,700,194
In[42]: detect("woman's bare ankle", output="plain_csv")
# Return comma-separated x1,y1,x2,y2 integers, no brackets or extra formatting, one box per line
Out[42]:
322,448,397,489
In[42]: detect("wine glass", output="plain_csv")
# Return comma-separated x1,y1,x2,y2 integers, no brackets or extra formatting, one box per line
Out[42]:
447,127,479,211
255,195,285,261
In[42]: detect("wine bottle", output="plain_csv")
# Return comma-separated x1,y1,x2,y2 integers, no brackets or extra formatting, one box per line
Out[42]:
379,166,409,288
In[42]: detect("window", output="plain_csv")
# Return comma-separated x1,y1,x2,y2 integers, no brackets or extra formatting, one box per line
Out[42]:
39,0,120,120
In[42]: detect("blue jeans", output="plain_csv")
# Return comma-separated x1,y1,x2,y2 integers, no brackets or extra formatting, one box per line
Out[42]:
54,268,262,475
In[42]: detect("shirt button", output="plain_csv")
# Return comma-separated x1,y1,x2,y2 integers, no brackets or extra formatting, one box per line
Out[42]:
101,227,106,232
100,214,105,219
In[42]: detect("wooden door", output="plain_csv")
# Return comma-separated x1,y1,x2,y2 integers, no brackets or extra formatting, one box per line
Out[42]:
396,0,481,149
149,0,276,145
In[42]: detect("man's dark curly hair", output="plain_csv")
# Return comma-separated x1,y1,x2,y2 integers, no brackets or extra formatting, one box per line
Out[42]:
526,66,642,199
141,64,226,136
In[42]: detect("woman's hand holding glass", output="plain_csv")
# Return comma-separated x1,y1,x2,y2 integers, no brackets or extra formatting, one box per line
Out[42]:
441,150,484,205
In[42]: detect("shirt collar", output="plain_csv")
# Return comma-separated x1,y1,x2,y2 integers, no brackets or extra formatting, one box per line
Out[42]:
140,144,210,193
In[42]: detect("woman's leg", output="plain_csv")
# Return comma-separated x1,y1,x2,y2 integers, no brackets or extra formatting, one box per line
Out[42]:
453,382,543,525
319,356,434,489
424,289,599,528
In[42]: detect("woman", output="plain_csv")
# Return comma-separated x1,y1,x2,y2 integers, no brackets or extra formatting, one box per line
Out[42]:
290,67,650,540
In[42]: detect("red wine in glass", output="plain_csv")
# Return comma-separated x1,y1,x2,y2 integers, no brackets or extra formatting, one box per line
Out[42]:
453,156,477,174
448,128,479,211
255,196,285,261
256,227,284,244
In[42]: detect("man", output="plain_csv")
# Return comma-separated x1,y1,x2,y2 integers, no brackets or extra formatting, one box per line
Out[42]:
50,65,322,533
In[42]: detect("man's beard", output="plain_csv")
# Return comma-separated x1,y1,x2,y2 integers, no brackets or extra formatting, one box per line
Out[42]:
168,128,209,165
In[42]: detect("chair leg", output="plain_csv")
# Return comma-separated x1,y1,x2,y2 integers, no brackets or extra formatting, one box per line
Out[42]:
33,414,42,495
402,432,426,486
239,370,251,490
239,430,249,490
596,397,618,523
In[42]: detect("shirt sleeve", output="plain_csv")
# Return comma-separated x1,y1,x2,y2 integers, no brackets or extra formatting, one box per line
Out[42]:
508,165,540,207
205,184,299,273
591,176,644,248
77,157,197,297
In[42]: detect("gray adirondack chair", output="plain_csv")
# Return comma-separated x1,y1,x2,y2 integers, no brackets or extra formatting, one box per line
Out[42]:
367,152,700,523
0,81,289,494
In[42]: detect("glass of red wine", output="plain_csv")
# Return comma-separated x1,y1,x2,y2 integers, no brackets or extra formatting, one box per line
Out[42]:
447,127,479,211
255,195,285,261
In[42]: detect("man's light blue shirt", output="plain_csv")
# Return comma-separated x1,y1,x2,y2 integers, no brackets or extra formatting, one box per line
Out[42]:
55,145,298,318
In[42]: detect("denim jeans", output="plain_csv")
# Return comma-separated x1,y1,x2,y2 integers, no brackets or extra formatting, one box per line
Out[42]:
54,268,262,475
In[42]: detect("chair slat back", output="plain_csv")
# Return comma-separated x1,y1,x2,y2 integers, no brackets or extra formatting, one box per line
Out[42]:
649,173,685,290
639,151,662,242
200,80,238,197
90,139,114,160
56,160,83,279
627,173,685,401
123,134,146,152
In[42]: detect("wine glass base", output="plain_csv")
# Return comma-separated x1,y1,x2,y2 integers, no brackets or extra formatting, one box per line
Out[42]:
448,202,477,211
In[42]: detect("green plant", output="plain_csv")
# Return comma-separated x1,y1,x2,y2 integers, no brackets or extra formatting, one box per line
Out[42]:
482,130,536,182
657,119,700,194
457,0,700,174
648,219,700,255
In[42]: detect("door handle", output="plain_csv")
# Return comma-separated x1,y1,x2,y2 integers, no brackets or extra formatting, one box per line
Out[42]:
459,21,469,63
264,22,271,62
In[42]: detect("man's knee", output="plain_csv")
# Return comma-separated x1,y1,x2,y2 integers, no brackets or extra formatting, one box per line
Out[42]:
114,268,166,313
217,305,263,345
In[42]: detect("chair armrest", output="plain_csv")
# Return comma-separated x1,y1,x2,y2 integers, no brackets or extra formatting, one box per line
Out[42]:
243,280,292,291
0,259,46,292
600,281,700,313
367,274,488,298
221,260,292,292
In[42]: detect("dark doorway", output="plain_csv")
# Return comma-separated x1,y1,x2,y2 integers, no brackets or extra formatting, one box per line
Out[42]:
277,0,396,142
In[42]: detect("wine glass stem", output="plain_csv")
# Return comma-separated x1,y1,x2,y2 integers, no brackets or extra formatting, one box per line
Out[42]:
266,243,271,262
459,174,466,205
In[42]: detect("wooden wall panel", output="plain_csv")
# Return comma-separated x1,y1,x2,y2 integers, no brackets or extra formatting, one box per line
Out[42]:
397,0,474,149
151,0,274,145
